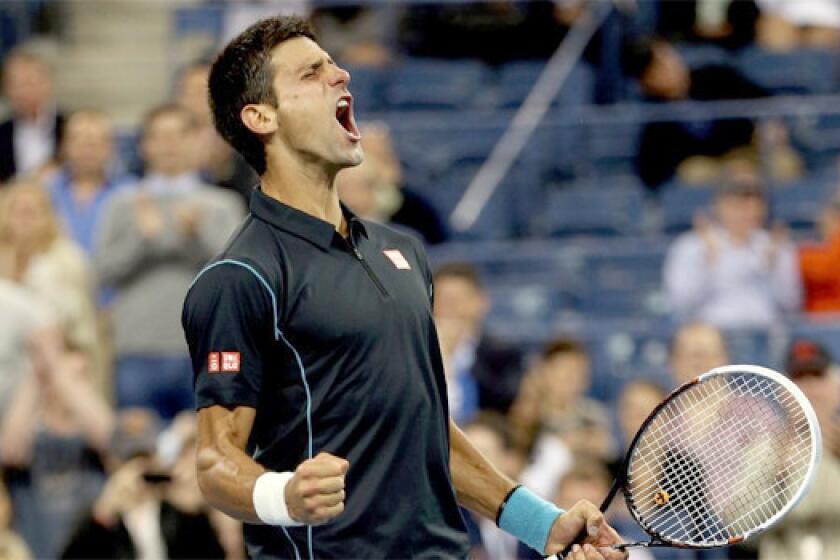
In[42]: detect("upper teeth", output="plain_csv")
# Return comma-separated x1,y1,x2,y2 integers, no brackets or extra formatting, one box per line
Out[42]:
337,99,349,109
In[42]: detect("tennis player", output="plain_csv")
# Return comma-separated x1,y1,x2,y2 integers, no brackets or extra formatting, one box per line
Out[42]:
182,15,626,560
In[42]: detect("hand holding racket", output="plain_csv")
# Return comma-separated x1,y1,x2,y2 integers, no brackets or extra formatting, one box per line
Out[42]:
557,365,822,559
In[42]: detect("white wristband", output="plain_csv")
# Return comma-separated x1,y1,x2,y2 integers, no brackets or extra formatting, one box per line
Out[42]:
252,471,303,526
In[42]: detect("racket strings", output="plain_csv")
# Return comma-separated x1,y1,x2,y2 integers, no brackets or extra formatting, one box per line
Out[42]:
626,373,814,546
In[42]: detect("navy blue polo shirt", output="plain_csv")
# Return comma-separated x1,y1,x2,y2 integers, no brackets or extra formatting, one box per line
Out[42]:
182,188,469,559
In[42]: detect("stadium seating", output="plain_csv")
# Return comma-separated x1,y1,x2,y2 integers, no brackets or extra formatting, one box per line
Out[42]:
736,48,839,95
542,183,645,237
661,185,715,233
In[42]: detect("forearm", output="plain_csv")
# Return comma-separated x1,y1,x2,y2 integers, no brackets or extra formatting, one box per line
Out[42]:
196,408,266,524
0,376,39,466
449,419,515,520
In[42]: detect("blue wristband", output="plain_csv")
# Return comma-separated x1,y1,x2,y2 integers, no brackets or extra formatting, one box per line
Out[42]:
498,486,565,554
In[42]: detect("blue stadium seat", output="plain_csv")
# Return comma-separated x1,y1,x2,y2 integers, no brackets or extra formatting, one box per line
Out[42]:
770,178,838,231
172,5,224,38
676,45,727,69
736,48,839,95
789,319,840,363
578,239,670,318
496,61,594,108
661,186,715,233
385,58,488,110
543,184,645,237
572,318,674,402
345,65,387,115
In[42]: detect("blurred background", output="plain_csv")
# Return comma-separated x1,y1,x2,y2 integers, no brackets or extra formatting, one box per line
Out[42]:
0,0,839,559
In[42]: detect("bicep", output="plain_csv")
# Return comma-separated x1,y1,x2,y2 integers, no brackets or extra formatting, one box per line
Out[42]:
197,405,257,455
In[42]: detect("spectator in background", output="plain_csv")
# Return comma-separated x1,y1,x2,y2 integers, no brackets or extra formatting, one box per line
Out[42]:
615,379,666,450
512,338,616,499
62,410,227,559
664,174,801,328
669,322,730,386
799,194,840,313
460,413,521,560
94,104,243,420
0,474,30,560
0,278,55,413
624,37,801,190
655,0,759,49
175,61,257,202
759,339,840,560
48,109,129,255
311,6,392,66
0,181,102,393
757,0,840,50
399,1,578,64
337,122,448,245
0,332,111,559
0,47,64,183
432,262,523,423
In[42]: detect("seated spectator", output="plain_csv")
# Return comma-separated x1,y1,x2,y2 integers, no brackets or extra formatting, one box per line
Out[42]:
399,1,577,64
0,278,55,412
668,322,730,386
799,195,840,313
0,333,112,559
337,122,448,245
62,409,227,559
94,104,244,420
0,475,31,560
460,413,521,560
615,379,667,450
0,47,64,183
432,262,524,422
624,37,800,190
311,6,392,66
48,109,130,254
759,339,840,559
0,181,101,392
511,338,616,498
757,0,840,50
175,61,257,202
655,0,759,49
663,174,801,328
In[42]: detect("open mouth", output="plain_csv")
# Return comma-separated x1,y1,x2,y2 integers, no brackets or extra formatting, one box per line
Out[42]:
336,95,361,142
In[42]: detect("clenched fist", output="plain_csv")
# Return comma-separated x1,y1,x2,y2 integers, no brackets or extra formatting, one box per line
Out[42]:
286,452,349,525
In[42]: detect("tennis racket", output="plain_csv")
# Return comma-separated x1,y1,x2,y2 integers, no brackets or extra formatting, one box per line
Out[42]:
558,364,822,558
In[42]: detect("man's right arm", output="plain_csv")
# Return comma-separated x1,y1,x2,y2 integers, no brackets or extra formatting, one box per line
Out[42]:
196,404,349,525
184,264,348,526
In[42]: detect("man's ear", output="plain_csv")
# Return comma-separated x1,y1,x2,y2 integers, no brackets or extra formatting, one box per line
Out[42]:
241,103,278,136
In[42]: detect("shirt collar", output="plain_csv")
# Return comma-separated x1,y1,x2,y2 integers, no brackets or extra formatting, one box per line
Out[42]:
249,187,368,251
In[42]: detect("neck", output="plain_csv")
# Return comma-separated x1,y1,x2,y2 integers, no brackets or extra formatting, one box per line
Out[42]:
261,150,347,236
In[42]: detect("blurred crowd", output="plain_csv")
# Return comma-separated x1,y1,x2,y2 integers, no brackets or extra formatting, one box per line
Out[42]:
0,1,839,560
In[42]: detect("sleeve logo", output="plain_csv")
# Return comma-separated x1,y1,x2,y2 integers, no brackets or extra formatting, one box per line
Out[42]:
222,351,241,372
383,249,411,270
208,352,240,373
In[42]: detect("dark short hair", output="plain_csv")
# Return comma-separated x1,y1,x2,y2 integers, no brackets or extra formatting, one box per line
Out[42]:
620,36,656,79
432,262,484,291
141,103,196,139
541,337,587,361
208,15,316,175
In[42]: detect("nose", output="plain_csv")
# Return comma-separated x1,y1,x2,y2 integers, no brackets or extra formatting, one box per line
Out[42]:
330,64,351,88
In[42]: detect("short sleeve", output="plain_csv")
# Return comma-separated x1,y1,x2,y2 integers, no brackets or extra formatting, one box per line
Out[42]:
182,262,275,410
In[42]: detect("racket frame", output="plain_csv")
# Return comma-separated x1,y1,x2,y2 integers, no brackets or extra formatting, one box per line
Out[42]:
622,364,822,548
558,364,822,557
